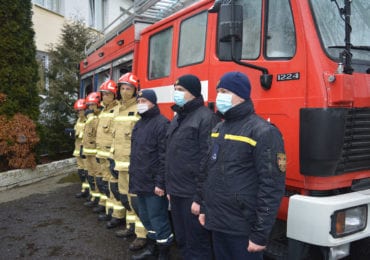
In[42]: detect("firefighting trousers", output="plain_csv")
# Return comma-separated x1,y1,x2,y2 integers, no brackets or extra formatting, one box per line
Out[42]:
96,158,110,207
76,157,89,193
118,170,147,239
84,155,99,202
105,177,125,219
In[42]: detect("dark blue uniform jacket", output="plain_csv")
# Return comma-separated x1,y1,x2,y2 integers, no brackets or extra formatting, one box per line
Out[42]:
129,106,169,195
204,100,286,246
165,96,220,203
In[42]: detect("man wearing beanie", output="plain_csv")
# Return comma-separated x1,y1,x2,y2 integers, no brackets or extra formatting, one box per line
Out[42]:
199,71,286,260
166,74,220,259
129,90,174,260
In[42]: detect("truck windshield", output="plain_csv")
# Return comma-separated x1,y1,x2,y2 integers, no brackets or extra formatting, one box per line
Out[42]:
310,0,370,64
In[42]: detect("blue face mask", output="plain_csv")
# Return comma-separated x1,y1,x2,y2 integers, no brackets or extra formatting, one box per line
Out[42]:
216,93,233,114
174,90,187,107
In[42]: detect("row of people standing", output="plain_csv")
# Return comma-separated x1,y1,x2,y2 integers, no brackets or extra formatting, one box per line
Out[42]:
73,71,286,260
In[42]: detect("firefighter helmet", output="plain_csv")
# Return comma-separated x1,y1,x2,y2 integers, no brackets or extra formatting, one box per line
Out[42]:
85,91,101,106
118,72,139,89
99,79,117,95
74,98,87,110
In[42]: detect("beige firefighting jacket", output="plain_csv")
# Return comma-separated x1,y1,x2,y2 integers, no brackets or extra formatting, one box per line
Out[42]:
82,111,100,155
96,100,120,159
111,97,139,171
73,117,86,157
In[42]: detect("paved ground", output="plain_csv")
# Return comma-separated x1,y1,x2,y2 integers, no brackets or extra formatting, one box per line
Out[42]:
0,173,180,259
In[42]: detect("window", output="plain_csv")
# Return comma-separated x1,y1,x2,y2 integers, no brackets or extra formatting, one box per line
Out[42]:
237,0,262,59
148,27,173,79
178,11,207,67
33,0,61,14
310,0,370,63
265,0,296,58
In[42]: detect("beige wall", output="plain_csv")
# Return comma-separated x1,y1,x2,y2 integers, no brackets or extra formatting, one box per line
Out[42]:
32,4,65,52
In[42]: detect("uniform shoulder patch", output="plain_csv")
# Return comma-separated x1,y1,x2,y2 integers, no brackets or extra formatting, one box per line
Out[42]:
277,153,287,173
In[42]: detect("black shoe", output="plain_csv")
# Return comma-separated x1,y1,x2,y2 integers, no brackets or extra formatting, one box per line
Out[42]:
92,205,105,213
84,200,98,208
98,213,111,221
131,239,157,259
106,217,125,229
129,238,148,251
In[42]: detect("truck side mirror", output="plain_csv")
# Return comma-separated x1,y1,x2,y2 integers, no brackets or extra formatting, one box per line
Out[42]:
217,4,243,61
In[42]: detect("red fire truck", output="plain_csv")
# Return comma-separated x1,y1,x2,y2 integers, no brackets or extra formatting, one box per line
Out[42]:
80,0,370,259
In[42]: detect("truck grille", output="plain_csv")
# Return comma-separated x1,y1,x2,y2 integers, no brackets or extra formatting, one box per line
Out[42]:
336,108,370,174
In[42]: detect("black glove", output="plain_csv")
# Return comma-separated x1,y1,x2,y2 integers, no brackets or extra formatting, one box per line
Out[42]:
79,146,86,159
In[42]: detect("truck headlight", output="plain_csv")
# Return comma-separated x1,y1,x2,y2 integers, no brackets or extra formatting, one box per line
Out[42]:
331,205,367,238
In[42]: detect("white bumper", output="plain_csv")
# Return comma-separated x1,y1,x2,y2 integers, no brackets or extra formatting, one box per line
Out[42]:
287,189,370,247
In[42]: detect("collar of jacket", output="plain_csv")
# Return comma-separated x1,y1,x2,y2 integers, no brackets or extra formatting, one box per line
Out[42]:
223,99,255,122
140,105,160,119
102,100,119,111
120,97,136,111
171,95,204,117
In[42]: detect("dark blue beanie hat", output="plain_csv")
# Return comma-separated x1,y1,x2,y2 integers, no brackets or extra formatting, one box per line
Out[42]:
137,89,157,104
175,74,201,97
217,72,251,99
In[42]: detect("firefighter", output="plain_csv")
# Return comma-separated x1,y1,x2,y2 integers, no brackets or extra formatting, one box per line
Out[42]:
111,72,148,251
82,92,102,208
73,98,89,199
93,80,120,217
199,72,286,259
129,90,174,260
165,74,220,259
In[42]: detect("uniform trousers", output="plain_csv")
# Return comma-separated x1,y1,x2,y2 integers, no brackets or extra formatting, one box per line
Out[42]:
170,195,213,260
212,230,263,260
137,194,173,244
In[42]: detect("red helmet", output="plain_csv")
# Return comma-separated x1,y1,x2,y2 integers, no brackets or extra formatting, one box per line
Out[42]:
118,72,139,89
85,92,101,106
99,80,117,95
74,98,87,110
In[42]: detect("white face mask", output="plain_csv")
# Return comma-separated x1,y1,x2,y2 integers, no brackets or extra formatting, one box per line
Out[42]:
137,103,149,114
216,93,233,114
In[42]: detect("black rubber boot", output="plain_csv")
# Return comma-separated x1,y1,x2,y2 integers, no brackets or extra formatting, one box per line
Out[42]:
106,217,125,229
131,239,157,260
84,197,99,208
92,205,105,213
98,213,111,221
75,189,89,198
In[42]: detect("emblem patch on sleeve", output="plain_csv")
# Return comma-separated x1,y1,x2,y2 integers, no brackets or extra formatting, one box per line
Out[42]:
277,153,287,173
